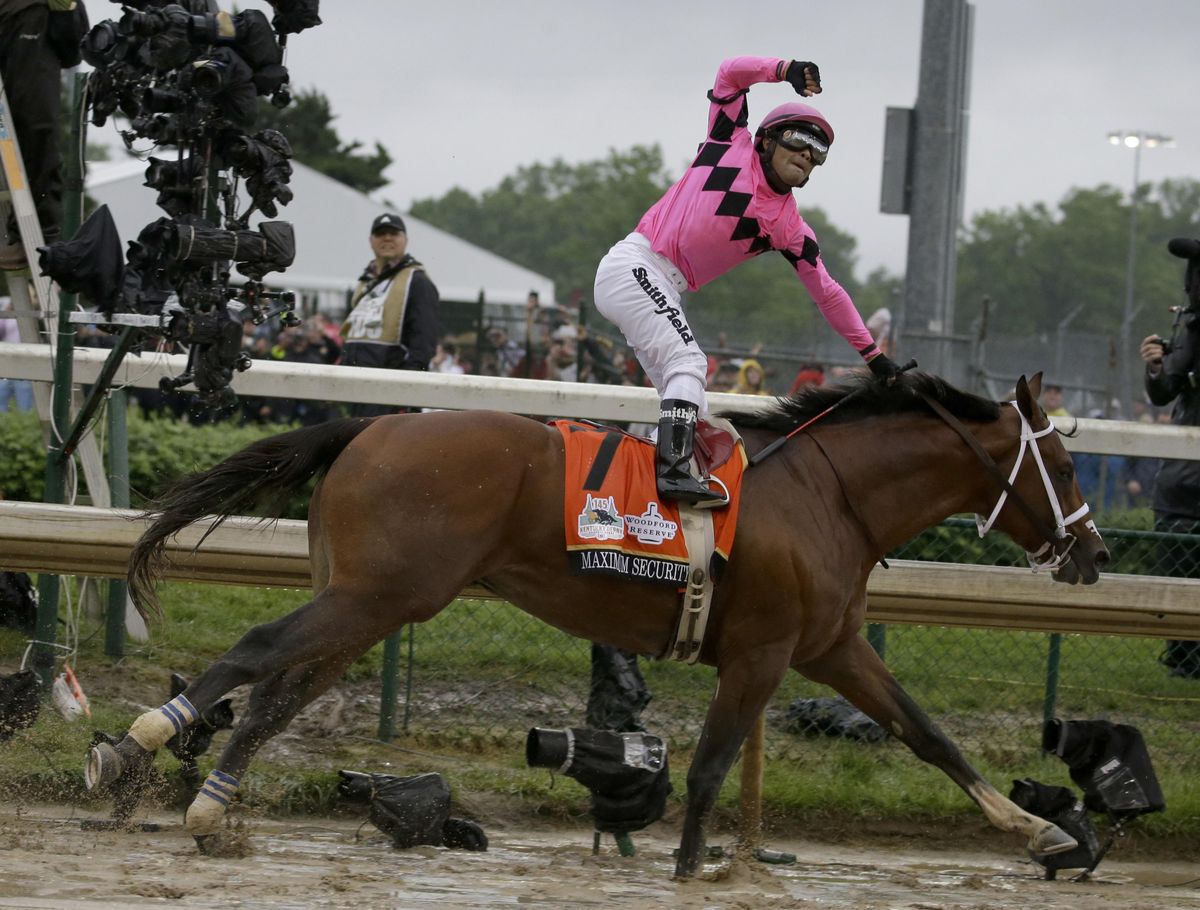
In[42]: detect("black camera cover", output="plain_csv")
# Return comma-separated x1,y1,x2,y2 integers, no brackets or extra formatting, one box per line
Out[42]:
336,770,487,851
1042,719,1165,819
269,0,322,36
37,204,125,313
1009,778,1101,872
527,727,672,834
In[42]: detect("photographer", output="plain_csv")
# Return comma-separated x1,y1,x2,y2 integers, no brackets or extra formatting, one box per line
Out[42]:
340,214,439,417
0,0,88,268
1139,237,1200,680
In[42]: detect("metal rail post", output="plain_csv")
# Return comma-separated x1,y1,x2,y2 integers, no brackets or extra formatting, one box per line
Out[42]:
32,73,86,685
104,388,129,656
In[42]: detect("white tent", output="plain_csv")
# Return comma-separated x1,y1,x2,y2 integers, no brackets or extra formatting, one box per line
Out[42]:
85,158,556,314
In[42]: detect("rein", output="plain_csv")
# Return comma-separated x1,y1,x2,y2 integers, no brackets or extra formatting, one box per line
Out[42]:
917,392,1090,571
742,370,1089,573
748,360,918,468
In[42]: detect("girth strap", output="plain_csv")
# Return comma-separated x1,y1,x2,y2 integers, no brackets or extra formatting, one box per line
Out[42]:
669,503,716,663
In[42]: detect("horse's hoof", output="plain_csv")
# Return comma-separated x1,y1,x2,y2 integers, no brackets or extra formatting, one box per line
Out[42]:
1029,823,1078,856
84,742,124,790
194,834,215,855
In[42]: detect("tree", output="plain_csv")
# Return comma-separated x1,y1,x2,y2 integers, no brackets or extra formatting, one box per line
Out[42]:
254,89,392,194
954,179,1200,344
413,146,673,307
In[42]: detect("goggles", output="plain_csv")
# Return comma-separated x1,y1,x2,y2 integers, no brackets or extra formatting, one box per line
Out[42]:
774,125,829,164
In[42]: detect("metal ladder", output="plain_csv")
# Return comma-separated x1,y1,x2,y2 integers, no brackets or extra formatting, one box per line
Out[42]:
1,74,110,506
1,71,146,644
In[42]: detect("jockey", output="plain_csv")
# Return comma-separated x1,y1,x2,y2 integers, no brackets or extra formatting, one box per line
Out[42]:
594,56,899,505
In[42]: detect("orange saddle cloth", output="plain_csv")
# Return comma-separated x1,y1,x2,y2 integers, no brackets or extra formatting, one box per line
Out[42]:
553,420,747,586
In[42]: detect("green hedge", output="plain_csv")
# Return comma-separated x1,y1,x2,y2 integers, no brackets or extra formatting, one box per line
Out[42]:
0,409,311,517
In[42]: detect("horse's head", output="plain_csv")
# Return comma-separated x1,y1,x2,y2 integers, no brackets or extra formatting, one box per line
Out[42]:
983,374,1110,585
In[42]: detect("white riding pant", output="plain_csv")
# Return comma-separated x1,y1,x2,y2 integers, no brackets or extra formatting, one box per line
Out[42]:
594,232,709,413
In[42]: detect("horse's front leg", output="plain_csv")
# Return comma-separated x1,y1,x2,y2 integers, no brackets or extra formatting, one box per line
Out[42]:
677,642,792,878
796,634,1077,857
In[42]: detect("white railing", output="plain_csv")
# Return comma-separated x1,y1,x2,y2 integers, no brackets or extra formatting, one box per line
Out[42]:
4,343,1199,459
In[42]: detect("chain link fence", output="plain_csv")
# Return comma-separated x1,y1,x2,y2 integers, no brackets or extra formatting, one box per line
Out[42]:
383,518,1199,801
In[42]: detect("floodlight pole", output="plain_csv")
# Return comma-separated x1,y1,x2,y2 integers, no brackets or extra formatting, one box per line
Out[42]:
1108,130,1173,420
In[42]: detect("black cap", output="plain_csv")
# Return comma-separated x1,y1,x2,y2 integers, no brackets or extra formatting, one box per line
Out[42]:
371,213,406,234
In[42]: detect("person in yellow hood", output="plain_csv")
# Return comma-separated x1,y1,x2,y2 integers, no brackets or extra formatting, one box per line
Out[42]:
733,358,769,395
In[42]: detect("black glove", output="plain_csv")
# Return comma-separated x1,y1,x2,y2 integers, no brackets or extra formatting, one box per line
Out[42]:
785,61,821,96
867,353,900,383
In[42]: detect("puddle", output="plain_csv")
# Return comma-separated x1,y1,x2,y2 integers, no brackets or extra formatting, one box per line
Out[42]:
0,803,1196,909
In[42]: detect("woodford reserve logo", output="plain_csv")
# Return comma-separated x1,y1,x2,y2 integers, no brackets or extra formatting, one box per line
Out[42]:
624,502,679,545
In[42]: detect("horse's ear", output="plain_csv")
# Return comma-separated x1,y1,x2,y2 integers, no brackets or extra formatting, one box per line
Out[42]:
1028,372,1044,401
1014,375,1036,421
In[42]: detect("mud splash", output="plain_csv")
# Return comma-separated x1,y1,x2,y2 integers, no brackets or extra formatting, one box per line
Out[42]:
0,802,1195,909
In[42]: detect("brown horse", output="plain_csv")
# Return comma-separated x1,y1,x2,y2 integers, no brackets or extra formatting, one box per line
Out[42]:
89,371,1107,878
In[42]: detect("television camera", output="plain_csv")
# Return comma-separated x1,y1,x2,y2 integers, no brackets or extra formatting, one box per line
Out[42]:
39,0,321,412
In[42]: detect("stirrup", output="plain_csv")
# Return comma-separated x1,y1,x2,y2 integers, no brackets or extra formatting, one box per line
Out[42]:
690,475,730,510
657,471,728,507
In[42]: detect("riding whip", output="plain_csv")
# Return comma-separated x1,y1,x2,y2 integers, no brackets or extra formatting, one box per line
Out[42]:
749,359,918,467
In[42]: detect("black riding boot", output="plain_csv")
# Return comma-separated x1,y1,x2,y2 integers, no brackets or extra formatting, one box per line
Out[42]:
655,399,725,505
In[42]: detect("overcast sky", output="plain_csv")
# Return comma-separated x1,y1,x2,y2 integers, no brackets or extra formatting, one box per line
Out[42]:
82,0,1199,279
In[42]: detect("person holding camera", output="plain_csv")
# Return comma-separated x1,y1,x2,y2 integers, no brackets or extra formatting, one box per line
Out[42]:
1139,237,1200,680
0,0,88,268
592,56,898,505
340,213,440,417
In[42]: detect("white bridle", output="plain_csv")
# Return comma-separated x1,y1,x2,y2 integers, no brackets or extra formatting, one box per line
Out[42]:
974,402,1093,572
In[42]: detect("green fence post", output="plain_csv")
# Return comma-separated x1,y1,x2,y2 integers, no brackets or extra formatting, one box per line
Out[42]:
377,629,403,741
866,622,887,659
104,388,129,657
32,73,86,686
402,623,415,734
1042,632,1062,728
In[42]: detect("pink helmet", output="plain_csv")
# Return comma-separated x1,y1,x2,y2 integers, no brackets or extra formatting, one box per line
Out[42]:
756,102,834,148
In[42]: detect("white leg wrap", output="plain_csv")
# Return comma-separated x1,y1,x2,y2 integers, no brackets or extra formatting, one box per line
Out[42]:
186,769,239,836
127,695,201,752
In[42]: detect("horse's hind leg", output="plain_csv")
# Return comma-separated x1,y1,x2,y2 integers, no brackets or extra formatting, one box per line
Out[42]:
184,652,362,841
87,585,414,802
796,634,1077,856
676,642,793,878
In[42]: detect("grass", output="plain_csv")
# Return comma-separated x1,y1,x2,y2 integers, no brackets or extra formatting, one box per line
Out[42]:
1,579,1197,848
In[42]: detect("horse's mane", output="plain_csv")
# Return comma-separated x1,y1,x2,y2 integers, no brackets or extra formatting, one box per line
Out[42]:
721,370,1001,433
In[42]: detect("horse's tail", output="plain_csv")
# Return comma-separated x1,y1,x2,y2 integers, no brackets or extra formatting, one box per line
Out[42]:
129,417,378,620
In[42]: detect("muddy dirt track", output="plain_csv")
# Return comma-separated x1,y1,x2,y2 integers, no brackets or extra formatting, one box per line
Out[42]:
0,803,1196,910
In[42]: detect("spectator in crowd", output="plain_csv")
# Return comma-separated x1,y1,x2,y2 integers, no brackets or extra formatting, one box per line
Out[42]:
1117,399,1160,507
1140,240,1200,680
788,362,825,395
0,0,88,269
574,326,622,384
1073,409,1126,511
592,56,897,504
340,213,440,417
431,340,466,375
0,303,34,412
707,361,739,393
733,358,770,395
272,319,340,424
542,324,579,382
484,325,523,377
866,307,893,357
1039,383,1071,418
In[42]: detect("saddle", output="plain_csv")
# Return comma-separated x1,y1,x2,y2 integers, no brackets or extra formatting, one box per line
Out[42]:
554,418,746,663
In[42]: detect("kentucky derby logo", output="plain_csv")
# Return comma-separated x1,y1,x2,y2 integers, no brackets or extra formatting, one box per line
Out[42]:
578,494,625,541
625,502,678,546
